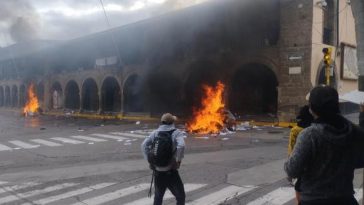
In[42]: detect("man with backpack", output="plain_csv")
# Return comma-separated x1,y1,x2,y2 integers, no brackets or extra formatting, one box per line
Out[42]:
142,113,186,205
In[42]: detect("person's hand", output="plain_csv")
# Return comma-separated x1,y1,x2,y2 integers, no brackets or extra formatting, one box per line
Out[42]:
171,160,181,170
360,103,364,112
176,161,181,169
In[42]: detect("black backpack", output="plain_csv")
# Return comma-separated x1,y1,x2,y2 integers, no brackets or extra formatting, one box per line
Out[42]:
148,129,176,167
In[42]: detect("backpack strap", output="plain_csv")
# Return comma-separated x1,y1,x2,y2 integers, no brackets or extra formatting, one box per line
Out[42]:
168,129,176,135
169,129,177,154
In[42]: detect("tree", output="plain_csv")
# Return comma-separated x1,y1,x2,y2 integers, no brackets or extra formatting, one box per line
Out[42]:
350,0,364,91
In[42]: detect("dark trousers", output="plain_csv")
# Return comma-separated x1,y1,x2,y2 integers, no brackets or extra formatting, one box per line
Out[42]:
299,196,358,205
154,170,185,205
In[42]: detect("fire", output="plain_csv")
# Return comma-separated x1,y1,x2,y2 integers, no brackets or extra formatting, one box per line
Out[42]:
23,83,39,116
187,81,225,134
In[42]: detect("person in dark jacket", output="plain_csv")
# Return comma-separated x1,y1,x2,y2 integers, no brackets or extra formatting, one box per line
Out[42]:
284,85,364,205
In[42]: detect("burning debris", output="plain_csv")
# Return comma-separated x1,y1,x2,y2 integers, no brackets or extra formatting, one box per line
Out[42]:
187,81,225,134
23,83,40,116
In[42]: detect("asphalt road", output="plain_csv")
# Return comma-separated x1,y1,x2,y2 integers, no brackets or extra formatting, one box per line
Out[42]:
0,110,362,205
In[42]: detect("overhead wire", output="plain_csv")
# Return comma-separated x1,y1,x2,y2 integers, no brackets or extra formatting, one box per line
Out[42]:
99,0,124,67
313,3,348,24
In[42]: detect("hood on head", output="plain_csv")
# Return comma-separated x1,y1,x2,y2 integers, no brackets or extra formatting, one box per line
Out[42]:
316,115,354,146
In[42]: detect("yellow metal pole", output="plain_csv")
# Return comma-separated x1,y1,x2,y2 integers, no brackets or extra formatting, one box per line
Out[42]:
326,65,330,85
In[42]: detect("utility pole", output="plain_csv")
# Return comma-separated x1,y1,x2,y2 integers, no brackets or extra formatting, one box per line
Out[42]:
322,47,332,86
350,0,364,203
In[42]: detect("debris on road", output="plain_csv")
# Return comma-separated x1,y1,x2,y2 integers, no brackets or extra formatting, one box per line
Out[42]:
195,136,209,139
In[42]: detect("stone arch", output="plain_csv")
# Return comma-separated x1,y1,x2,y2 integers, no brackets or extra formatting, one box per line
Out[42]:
65,80,80,110
4,86,10,107
147,70,183,115
183,60,221,114
0,86,4,107
50,81,63,109
228,63,278,116
11,85,18,107
123,74,144,113
19,84,26,107
37,82,45,103
101,77,121,112
81,78,99,112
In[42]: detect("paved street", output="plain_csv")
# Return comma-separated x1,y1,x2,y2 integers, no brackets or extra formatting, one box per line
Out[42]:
0,110,362,205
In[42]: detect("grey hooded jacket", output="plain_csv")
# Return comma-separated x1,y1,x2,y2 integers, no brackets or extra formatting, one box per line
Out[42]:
141,124,186,171
284,115,364,201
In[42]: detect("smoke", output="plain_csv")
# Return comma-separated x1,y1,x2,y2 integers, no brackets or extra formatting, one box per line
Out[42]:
10,17,39,42
163,0,210,10
0,0,40,44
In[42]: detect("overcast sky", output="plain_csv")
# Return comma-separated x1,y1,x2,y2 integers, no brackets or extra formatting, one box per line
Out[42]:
0,0,210,47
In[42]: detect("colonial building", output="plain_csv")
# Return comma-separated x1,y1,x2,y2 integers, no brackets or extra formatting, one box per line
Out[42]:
0,0,358,121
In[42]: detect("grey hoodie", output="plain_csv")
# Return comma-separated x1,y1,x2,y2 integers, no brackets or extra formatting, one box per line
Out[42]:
141,124,186,171
284,115,364,201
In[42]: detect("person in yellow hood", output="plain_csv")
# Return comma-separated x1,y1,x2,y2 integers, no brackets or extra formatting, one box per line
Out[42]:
287,105,313,204
288,105,313,155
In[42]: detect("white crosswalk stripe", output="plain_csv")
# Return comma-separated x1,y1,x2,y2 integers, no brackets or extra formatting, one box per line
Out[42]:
130,131,153,135
186,185,255,205
91,133,128,141
0,183,78,204
51,137,85,144
8,140,40,149
0,182,7,185
355,188,363,202
70,135,107,142
0,182,40,194
31,139,62,147
247,187,295,205
124,183,207,205
110,132,146,139
70,183,149,205
0,144,12,151
21,183,116,205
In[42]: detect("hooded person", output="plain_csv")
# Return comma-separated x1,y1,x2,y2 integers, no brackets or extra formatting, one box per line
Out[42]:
142,113,186,205
284,85,364,205
288,105,314,155
287,105,314,204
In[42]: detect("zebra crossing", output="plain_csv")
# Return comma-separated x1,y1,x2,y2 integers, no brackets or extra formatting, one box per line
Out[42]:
0,130,152,152
0,179,361,205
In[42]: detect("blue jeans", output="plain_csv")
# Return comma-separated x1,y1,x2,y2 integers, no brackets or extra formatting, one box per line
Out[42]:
154,170,185,205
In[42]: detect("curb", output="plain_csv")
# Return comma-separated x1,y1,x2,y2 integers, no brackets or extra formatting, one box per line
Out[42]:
0,108,295,127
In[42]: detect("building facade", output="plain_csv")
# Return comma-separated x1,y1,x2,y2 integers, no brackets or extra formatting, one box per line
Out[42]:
0,0,358,121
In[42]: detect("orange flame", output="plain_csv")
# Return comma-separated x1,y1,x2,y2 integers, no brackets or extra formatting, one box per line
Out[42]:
187,81,225,134
23,83,39,116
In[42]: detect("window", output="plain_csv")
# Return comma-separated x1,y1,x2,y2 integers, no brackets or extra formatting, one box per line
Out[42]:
322,0,336,45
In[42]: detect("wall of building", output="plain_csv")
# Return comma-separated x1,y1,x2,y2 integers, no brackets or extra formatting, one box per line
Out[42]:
277,0,314,121
0,0,323,122
311,0,357,94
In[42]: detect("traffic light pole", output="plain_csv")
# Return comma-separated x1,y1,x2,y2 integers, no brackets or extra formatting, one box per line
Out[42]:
322,47,332,86
326,65,330,86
